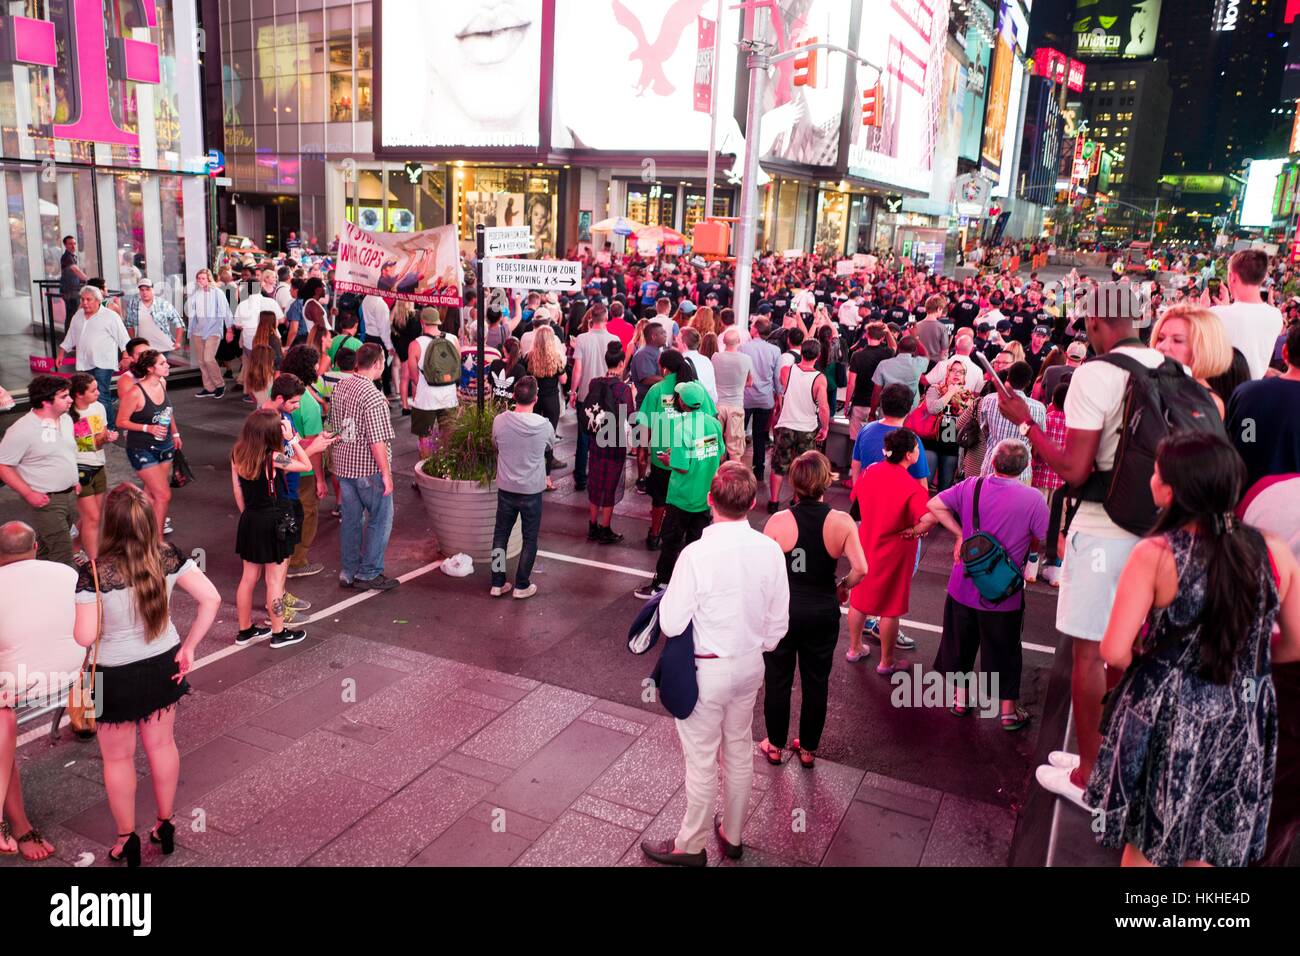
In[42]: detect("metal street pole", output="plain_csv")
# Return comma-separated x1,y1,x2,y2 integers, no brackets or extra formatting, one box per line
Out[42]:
732,43,769,333
476,223,486,413
704,0,723,221
732,38,873,332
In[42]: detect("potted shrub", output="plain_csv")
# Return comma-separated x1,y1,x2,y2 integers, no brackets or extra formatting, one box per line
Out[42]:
413,403,521,563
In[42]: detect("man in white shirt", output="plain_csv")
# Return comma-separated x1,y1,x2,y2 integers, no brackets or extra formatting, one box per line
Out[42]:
234,266,284,390
406,308,461,440
1211,249,1284,379
641,463,789,866
997,284,1176,812
678,328,717,403
0,377,79,567
273,266,294,313
55,286,129,423
361,294,396,396
838,294,862,329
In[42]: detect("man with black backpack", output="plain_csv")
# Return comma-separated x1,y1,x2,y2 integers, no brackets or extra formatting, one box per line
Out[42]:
997,283,1223,811
406,307,461,444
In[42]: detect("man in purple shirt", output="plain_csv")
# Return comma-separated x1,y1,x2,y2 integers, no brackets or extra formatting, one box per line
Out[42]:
910,439,1048,729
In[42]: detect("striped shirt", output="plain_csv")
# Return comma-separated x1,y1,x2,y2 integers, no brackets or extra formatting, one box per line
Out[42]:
977,390,1045,485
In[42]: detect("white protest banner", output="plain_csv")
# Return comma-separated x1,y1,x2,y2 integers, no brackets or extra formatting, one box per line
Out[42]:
483,257,582,292
836,259,855,276
335,221,463,306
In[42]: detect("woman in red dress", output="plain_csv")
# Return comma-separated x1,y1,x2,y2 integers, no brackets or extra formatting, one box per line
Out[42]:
847,428,931,675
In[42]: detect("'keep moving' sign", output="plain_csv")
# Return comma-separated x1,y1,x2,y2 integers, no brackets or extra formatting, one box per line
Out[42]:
483,257,581,291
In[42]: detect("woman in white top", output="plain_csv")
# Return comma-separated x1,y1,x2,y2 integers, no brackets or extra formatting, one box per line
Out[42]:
72,484,220,867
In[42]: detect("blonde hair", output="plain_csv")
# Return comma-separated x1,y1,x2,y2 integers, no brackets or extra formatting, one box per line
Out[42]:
527,326,565,379
1003,341,1026,364
1151,305,1233,379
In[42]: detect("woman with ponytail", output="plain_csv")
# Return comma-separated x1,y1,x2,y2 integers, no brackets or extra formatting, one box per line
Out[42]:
1087,432,1300,867
71,484,221,866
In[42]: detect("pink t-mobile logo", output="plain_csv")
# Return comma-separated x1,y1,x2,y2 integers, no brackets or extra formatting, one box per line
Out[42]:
0,0,161,147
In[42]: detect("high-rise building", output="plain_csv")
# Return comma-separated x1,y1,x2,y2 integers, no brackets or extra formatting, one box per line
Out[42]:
1081,59,1172,206
1159,0,1290,174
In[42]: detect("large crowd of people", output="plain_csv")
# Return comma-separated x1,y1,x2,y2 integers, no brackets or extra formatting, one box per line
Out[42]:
1,235,1299,869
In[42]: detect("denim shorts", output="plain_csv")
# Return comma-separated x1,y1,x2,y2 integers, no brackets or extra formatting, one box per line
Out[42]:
126,443,175,471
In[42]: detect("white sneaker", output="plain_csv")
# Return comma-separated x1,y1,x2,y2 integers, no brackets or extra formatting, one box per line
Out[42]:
512,584,538,600
1048,750,1080,770
1035,763,1091,812
1024,556,1040,583
163,518,174,535
1040,564,1061,587
489,583,513,598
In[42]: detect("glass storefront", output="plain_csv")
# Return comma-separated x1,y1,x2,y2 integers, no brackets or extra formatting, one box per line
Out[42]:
452,166,559,258
0,0,208,390
625,184,676,228
682,189,733,237
814,189,850,257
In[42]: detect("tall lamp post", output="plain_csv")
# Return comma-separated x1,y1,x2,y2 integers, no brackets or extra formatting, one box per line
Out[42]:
731,37,877,331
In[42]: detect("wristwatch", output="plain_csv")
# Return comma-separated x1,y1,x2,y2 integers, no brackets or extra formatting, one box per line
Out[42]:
1017,422,1031,437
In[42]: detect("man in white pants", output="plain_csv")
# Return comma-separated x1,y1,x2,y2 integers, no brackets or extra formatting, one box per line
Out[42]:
641,462,789,866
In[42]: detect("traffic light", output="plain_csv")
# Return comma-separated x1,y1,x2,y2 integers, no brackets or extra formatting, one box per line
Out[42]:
862,83,882,127
793,37,819,87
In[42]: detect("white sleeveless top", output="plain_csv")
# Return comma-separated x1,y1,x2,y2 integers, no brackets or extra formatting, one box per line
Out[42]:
776,363,820,432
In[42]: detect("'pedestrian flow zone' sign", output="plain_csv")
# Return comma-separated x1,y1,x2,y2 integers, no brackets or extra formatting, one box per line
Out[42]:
483,257,581,291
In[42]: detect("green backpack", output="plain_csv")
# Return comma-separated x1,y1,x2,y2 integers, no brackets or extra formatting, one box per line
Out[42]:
420,335,461,387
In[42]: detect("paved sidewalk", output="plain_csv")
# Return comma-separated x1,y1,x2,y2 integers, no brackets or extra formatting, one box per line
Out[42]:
6,632,1015,868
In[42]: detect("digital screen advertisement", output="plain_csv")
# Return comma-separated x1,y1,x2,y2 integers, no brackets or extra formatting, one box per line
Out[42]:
847,0,951,193
959,1,994,165
551,0,743,153
980,14,1014,182
1072,0,1162,59
1240,158,1285,229
749,0,850,167
380,0,543,149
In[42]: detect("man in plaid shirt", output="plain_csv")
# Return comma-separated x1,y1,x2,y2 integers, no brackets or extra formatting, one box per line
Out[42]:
977,361,1045,484
1031,382,1071,587
328,343,399,591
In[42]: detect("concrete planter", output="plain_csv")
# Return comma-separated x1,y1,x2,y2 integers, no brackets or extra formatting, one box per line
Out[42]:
413,463,520,564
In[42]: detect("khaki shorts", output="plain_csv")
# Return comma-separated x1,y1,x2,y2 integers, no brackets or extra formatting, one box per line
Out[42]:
412,406,456,438
848,405,873,442
77,465,107,498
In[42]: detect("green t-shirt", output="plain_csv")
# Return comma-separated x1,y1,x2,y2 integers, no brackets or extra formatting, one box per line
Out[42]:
290,389,324,477
634,373,718,471
328,334,363,366
666,411,725,513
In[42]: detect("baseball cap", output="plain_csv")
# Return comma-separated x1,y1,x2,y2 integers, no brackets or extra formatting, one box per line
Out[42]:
137,278,153,289
756,303,773,314
674,381,708,410
678,301,697,315
1032,325,1050,336
995,319,1012,334
419,307,441,325
1066,342,1088,360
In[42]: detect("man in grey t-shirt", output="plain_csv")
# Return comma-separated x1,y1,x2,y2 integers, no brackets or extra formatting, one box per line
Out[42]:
490,376,556,600
712,328,753,461
0,376,79,566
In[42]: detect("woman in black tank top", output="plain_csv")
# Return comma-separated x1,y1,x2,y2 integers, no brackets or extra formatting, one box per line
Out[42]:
759,451,867,768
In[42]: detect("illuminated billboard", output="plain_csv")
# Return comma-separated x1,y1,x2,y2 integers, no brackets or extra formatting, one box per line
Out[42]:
1072,0,1162,59
1240,158,1286,228
981,5,1022,183
750,0,850,167
959,2,995,165
380,0,543,149
847,0,951,192
551,0,743,153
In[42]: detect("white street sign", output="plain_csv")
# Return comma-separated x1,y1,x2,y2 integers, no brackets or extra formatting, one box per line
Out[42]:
483,227,534,256
483,257,582,292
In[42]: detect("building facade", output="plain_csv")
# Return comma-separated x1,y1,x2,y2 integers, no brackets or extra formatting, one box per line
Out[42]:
0,0,209,382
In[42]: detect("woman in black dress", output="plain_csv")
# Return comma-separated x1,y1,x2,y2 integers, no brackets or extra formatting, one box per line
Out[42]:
231,409,312,647
527,325,568,487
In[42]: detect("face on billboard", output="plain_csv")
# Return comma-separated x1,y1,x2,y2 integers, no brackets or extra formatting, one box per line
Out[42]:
848,0,950,192
1073,0,1162,59
551,0,742,152
381,0,543,148
981,29,1013,181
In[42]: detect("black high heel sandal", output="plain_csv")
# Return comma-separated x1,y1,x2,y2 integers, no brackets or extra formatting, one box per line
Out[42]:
150,817,175,855
109,832,140,867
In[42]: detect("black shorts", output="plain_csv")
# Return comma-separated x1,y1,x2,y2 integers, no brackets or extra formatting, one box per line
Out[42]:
646,464,671,508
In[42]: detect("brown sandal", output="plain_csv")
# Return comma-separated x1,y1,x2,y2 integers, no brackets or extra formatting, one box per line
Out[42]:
758,738,784,766
0,821,16,856
15,828,55,862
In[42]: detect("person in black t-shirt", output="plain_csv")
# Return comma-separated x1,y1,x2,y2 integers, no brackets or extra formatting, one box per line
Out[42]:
950,294,979,331
844,322,894,440
1025,325,1054,378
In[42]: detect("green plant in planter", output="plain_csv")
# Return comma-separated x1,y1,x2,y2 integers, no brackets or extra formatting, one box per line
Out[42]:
420,403,500,486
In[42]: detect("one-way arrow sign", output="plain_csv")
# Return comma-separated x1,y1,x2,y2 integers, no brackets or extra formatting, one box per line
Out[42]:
483,226,534,257
483,257,581,292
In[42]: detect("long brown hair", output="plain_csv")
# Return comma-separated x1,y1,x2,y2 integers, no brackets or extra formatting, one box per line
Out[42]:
231,409,282,480
253,310,279,349
98,484,169,642
245,344,277,394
